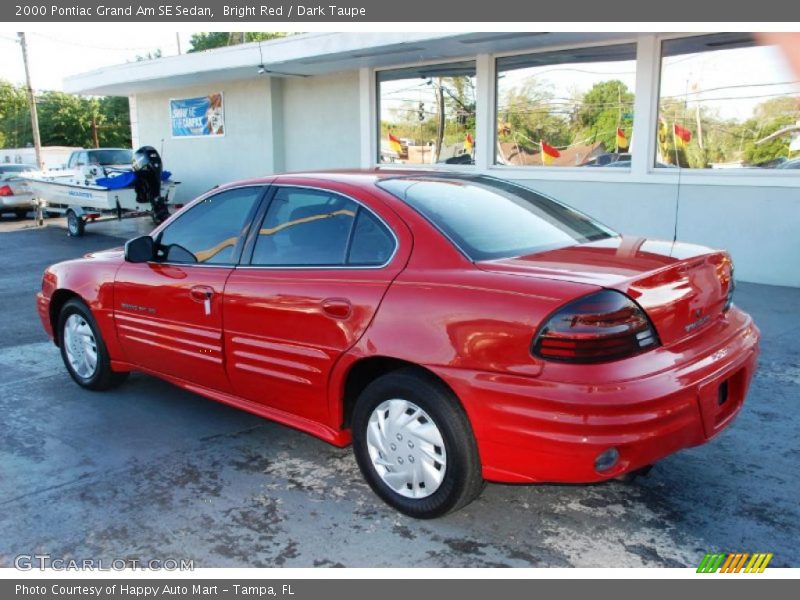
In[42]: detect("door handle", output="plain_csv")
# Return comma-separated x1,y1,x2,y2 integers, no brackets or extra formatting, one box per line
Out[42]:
190,286,214,316
321,298,352,319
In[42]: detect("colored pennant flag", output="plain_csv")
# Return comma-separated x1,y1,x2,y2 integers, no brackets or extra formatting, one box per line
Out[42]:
464,132,474,152
616,127,629,151
673,124,692,148
541,141,560,165
388,133,402,154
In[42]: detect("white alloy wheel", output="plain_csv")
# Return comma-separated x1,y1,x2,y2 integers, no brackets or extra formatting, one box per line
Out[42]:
366,398,447,499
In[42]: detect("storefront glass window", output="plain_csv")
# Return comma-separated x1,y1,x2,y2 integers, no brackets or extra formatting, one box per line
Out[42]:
377,61,476,166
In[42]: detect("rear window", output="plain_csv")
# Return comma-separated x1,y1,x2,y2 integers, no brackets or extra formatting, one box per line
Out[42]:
377,175,615,261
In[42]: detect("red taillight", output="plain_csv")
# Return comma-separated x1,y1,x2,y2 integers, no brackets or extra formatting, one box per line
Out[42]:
533,290,660,363
724,261,735,312
0,185,13,197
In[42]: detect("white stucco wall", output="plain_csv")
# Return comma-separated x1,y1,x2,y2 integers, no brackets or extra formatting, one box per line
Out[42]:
280,71,361,172
511,178,800,288
134,78,278,201
134,72,361,201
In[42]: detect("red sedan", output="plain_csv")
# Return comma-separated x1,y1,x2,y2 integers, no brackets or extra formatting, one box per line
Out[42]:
37,171,759,518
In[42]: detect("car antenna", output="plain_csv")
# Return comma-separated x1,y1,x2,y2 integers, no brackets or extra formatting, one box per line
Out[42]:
671,128,683,248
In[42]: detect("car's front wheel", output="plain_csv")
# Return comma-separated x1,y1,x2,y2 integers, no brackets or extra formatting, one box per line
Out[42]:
352,368,484,518
58,298,128,390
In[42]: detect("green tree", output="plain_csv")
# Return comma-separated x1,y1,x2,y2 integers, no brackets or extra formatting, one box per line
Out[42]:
188,32,286,52
0,80,31,148
498,78,571,150
576,80,634,151
741,97,799,165
0,81,131,149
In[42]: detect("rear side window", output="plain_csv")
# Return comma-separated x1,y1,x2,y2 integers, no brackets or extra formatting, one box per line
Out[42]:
348,209,395,265
250,187,395,267
252,188,357,266
157,186,263,264
378,175,615,261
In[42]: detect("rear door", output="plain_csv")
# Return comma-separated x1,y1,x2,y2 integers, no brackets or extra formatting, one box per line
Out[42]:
223,183,409,423
114,185,265,392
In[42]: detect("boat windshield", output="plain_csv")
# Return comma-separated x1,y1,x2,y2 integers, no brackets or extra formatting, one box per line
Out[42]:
87,149,133,166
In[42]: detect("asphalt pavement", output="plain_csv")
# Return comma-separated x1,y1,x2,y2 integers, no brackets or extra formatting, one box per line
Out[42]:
1,214,798,568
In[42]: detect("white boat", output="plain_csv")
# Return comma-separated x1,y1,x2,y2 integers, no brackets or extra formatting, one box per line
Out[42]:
23,147,177,212
22,146,179,236
24,171,142,211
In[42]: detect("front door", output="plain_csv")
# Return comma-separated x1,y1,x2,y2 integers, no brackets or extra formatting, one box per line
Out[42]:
114,185,265,392
223,184,407,424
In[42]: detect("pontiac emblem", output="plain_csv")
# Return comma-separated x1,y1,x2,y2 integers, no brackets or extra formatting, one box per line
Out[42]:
686,308,710,332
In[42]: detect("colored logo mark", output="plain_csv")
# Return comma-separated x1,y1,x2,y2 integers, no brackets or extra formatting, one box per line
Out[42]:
697,552,773,573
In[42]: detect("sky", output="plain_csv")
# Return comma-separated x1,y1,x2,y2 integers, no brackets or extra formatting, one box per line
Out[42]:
3,30,798,126
0,31,194,92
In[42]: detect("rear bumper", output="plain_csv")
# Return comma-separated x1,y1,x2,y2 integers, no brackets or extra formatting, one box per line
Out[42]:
0,193,35,209
433,308,760,483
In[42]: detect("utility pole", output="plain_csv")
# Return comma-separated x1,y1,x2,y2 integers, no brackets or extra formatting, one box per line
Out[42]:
175,33,182,55
695,103,704,150
91,116,100,148
434,79,445,163
18,32,43,170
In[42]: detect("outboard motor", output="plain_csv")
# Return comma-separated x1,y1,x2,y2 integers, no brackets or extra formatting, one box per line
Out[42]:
132,146,169,224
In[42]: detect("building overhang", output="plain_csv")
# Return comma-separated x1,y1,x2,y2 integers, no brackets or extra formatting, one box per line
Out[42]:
64,31,632,96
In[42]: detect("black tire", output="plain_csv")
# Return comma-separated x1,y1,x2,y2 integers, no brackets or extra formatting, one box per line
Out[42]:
58,298,129,391
66,209,85,237
15,208,28,219
352,368,484,518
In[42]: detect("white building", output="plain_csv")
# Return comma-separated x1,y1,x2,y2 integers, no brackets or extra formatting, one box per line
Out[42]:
1,146,79,170
64,32,800,287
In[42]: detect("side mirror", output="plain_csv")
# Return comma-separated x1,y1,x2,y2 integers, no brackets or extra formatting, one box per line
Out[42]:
124,235,155,263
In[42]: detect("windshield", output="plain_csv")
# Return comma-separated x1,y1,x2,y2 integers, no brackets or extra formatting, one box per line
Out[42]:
377,175,616,261
87,149,132,166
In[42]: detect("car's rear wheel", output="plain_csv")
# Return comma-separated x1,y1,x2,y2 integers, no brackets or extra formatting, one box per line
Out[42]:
58,299,128,390
14,208,28,219
352,368,484,518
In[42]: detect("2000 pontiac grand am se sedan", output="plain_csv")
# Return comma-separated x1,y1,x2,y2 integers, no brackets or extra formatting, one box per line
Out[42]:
37,171,760,518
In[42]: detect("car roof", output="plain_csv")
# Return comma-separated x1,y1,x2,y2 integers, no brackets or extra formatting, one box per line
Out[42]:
225,169,481,188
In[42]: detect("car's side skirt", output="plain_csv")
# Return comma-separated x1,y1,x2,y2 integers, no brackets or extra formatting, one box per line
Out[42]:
110,360,352,447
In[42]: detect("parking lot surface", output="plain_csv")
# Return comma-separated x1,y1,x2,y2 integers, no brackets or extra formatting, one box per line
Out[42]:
1,215,798,568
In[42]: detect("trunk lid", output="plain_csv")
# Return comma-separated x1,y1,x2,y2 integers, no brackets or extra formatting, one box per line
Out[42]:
477,236,734,345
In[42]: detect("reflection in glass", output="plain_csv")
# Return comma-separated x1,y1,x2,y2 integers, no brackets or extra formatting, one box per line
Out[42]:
377,62,476,166
495,44,637,168
657,34,800,169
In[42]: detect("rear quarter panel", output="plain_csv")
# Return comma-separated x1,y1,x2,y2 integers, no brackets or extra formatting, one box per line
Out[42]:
329,264,600,430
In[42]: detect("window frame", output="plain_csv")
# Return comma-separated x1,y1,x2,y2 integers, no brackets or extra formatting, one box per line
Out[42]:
240,184,399,271
153,184,268,268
